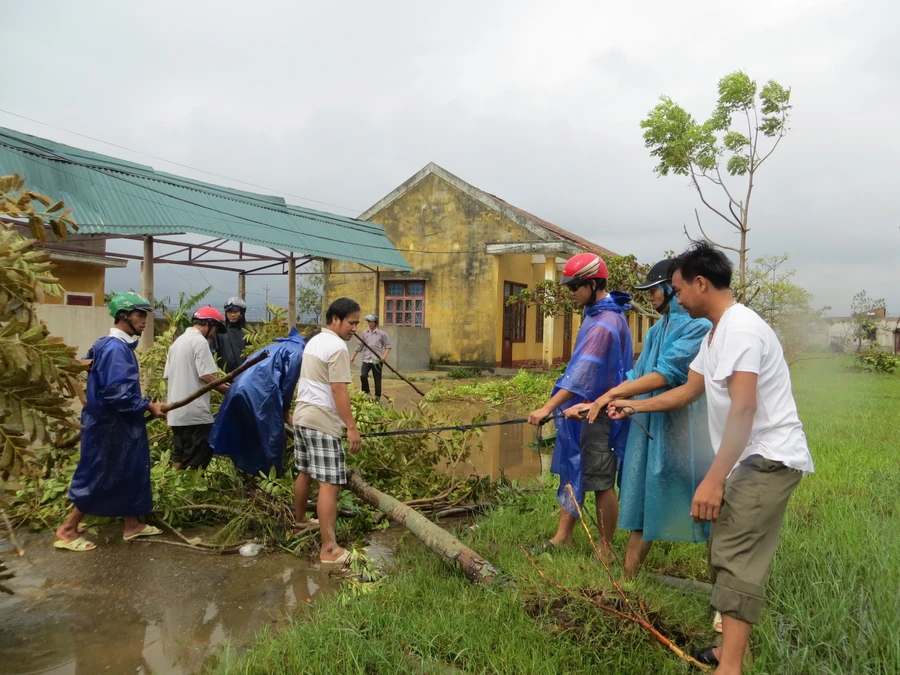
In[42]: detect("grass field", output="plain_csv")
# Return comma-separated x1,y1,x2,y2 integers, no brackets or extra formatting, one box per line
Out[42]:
211,358,900,674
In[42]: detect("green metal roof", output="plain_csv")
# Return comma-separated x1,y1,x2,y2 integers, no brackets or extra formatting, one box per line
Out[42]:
0,127,411,271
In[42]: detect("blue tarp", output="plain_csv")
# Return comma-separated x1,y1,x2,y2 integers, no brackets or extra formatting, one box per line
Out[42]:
618,293,715,542
551,291,633,516
69,336,153,516
209,328,306,477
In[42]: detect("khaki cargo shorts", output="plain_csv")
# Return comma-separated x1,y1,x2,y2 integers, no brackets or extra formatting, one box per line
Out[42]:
709,454,803,624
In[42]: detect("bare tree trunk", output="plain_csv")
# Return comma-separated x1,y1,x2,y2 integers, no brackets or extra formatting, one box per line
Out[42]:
347,469,504,586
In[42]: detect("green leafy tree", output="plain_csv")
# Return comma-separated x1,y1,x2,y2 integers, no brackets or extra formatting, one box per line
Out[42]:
641,71,792,301
507,254,653,318
296,260,324,323
848,290,886,351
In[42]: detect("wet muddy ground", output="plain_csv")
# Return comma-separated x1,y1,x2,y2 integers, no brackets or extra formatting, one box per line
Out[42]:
2,375,548,674
0,526,402,675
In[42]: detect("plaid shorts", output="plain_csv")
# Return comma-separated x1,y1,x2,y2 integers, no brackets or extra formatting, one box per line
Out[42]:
293,426,346,485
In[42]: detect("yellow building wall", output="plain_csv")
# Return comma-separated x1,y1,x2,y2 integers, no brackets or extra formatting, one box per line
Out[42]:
40,261,106,306
325,173,571,366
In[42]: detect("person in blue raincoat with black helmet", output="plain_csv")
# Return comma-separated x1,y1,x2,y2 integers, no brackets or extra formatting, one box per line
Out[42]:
209,327,306,478
527,252,633,556
572,259,714,577
54,292,167,552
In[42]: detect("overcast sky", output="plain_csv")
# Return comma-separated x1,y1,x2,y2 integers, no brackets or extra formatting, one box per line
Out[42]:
5,0,898,316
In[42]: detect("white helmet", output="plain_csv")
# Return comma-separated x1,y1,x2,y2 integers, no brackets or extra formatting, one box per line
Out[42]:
224,297,247,312
364,314,378,323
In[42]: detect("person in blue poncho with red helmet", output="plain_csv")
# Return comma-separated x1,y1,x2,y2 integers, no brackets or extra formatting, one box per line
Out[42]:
209,327,306,478
527,252,632,555
571,259,714,578
54,292,167,552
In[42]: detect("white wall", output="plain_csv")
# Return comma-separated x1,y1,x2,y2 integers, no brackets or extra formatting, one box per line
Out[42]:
828,318,899,352
35,304,112,358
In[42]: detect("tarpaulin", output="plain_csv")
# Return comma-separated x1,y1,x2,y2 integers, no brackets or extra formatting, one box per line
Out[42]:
618,293,714,542
68,336,152,516
551,291,633,516
210,328,305,477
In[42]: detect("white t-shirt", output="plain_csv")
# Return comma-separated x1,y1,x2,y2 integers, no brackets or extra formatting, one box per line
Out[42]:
164,327,219,427
689,303,814,475
293,328,352,438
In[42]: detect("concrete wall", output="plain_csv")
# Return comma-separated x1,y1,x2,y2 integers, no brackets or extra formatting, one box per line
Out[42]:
829,318,899,352
39,260,106,306
35,304,112,357
381,326,431,371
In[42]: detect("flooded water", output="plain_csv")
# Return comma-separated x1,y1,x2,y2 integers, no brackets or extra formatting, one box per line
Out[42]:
382,378,552,482
0,527,402,675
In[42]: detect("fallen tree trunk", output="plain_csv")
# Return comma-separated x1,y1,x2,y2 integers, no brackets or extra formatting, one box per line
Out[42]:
347,469,504,586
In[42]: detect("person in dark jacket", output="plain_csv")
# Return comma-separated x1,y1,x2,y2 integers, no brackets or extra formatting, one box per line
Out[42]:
211,296,249,372
54,292,167,551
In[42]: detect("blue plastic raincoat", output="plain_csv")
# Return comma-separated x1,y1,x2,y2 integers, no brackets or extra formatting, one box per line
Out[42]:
210,328,306,477
68,334,153,516
551,291,633,516
618,293,714,542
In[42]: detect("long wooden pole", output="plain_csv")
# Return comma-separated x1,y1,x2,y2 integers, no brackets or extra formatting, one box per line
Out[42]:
347,469,504,586
353,332,425,397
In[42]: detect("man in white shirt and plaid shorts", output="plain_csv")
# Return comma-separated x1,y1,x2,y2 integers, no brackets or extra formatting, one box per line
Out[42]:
292,298,362,565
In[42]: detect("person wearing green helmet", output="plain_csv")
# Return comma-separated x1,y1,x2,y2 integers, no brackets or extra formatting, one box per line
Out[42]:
54,292,167,551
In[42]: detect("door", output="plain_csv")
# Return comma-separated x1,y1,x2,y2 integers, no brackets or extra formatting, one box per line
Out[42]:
501,282,526,368
563,313,573,361
895,330,900,354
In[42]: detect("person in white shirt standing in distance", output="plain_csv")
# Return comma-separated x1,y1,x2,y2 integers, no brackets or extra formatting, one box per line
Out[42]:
164,307,229,470
608,241,813,674
349,313,391,399
292,298,362,565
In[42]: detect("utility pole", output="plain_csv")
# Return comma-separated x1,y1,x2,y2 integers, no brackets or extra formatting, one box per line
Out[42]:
264,285,270,320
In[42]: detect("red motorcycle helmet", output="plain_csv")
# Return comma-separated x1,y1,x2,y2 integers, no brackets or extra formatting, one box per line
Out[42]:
192,306,226,332
559,252,609,286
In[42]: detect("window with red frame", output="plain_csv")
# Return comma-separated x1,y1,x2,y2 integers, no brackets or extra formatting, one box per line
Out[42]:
384,281,425,327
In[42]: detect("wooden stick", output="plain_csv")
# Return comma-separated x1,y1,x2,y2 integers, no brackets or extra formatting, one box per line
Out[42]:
158,349,270,414
353,332,425,397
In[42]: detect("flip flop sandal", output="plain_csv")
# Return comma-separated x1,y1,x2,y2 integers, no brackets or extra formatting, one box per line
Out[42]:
527,540,556,556
54,536,97,552
123,525,162,541
713,611,723,633
693,647,719,666
320,549,351,565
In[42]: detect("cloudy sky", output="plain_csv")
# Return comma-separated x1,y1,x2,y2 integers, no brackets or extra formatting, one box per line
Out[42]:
5,0,897,316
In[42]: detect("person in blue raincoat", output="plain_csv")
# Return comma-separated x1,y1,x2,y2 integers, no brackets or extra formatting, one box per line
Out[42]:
54,292,168,552
209,328,306,477
527,253,633,555
573,260,714,577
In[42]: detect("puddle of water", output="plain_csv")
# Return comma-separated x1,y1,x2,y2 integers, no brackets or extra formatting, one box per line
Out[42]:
382,379,552,482
0,526,403,675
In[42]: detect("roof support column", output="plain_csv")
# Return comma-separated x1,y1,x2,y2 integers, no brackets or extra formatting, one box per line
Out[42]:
237,273,246,301
542,256,557,368
141,235,155,350
287,253,296,328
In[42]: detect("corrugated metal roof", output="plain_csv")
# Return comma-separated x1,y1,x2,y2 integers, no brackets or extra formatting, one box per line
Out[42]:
0,127,411,271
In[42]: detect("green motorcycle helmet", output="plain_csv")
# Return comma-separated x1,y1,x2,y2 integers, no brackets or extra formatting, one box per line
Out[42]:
108,291,154,319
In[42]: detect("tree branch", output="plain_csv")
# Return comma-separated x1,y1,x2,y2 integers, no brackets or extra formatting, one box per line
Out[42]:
689,165,742,231
693,209,741,253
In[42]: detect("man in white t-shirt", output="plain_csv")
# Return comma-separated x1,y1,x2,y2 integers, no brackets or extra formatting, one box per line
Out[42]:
164,307,229,470
609,242,813,674
292,298,362,566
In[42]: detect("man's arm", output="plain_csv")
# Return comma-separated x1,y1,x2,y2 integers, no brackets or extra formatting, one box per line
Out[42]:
607,369,705,417
330,381,361,454
527,388,577,425
200,373,229,394
579,372,668,422
691,371,757,522
380,347,391,362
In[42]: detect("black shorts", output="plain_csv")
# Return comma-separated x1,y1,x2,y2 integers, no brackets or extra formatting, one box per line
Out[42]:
171,424,214,469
